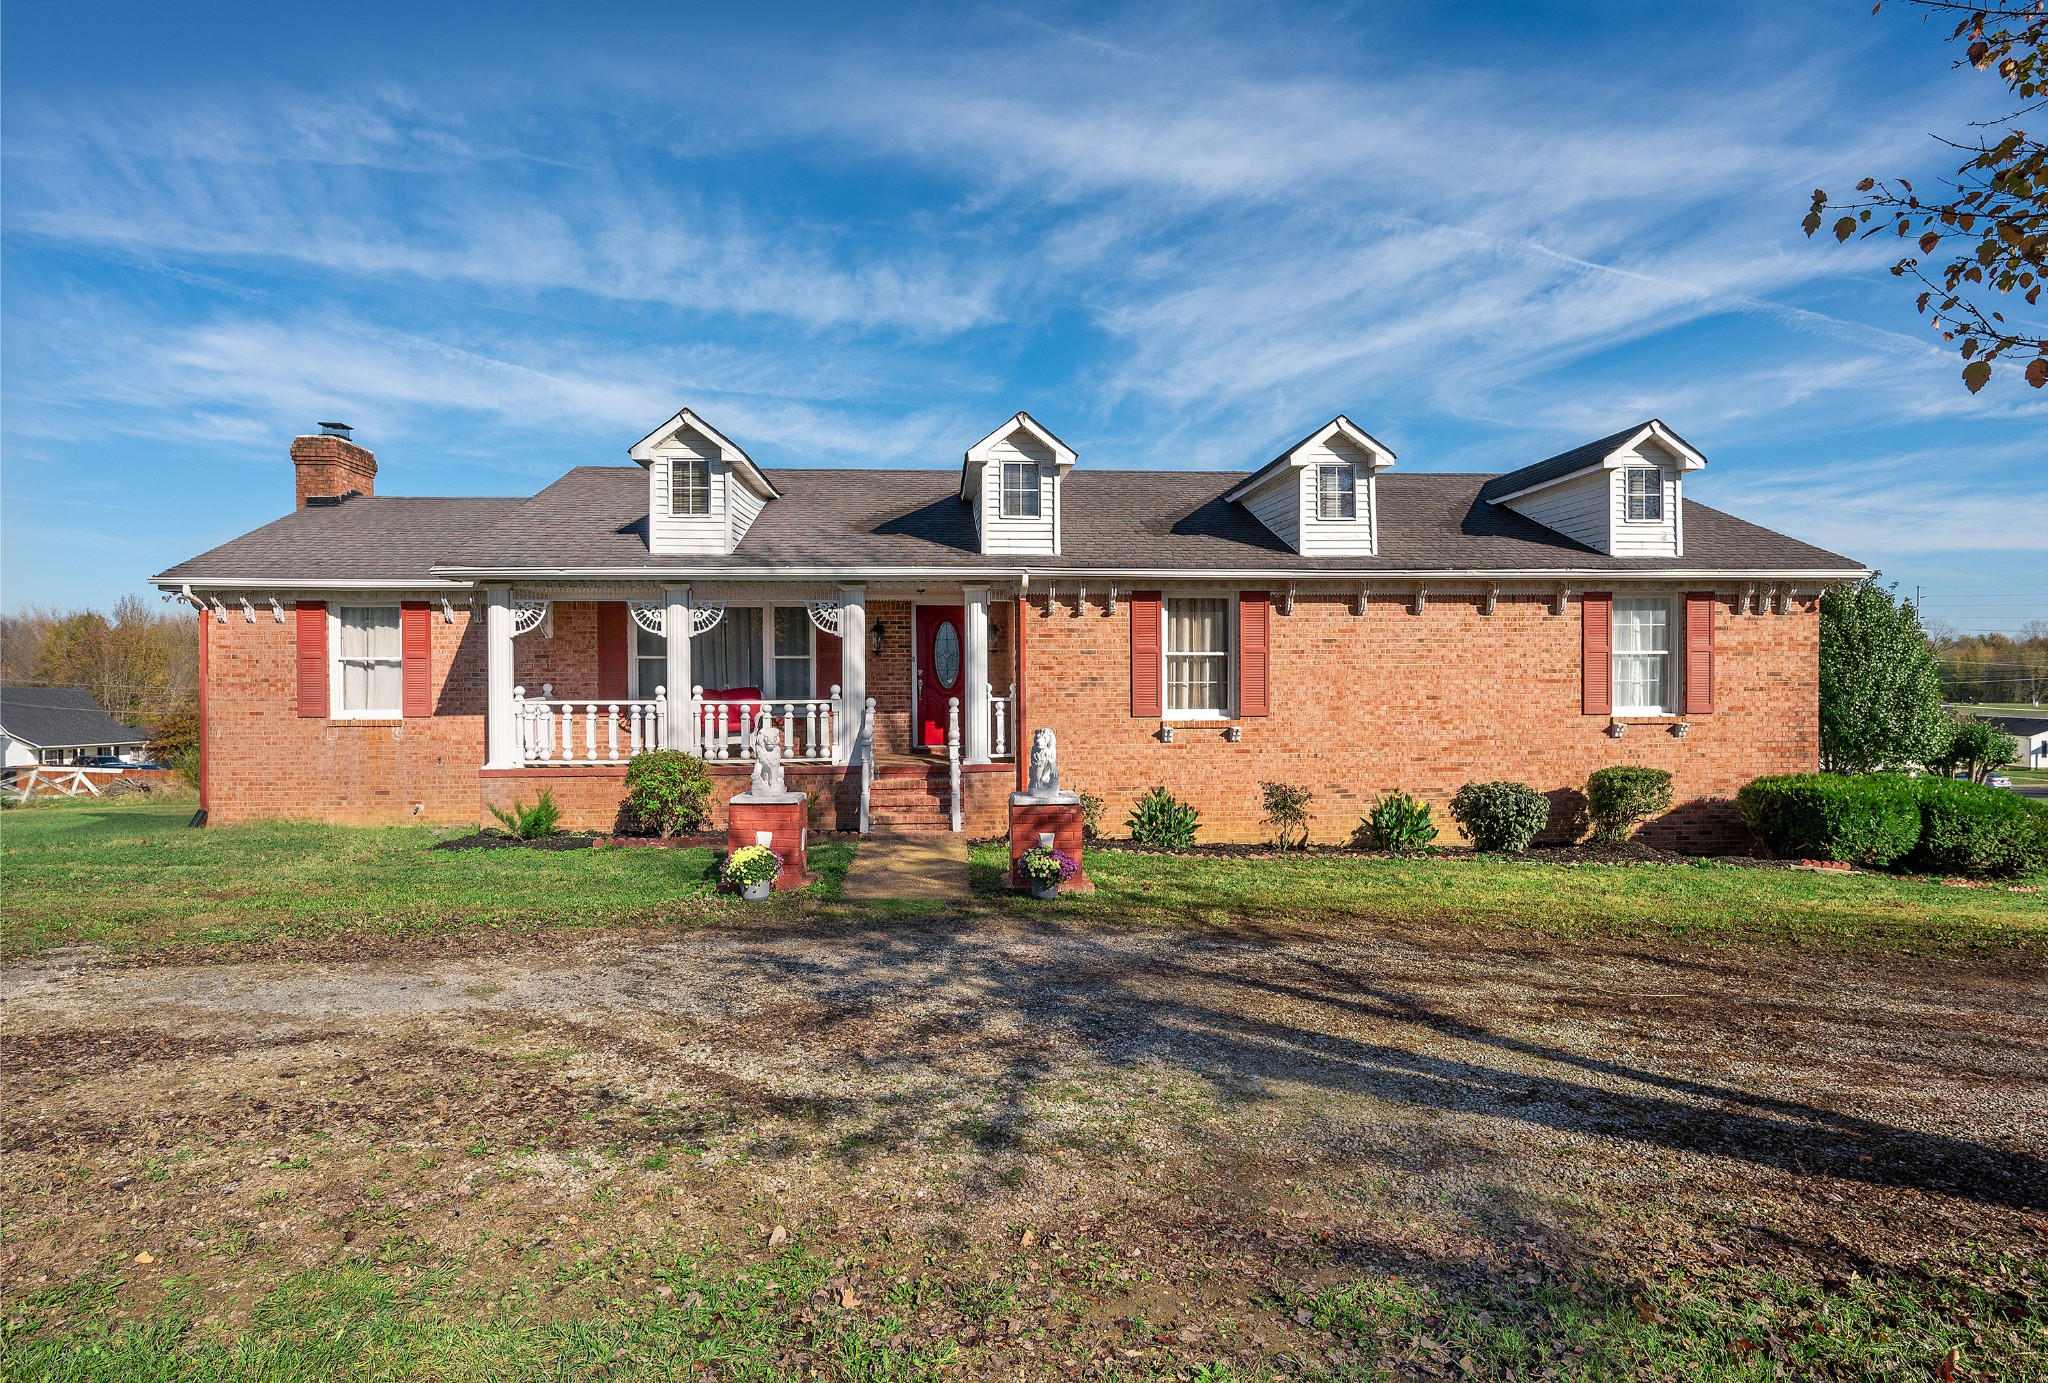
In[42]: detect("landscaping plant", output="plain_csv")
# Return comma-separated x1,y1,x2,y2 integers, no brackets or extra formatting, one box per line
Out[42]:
1259,780,1315,849
1931,713,2021,785
1360,790,1437,852
1736,774,1922,866
1586,765,1674,843
622,749,714,837
488,789,562,841
1017,844,1078,887
1075,788,1105,840
1818,578,1948,773
1126,786,1201,848
721,844,782,892
1448,780,1548,853
1910,778,2048,878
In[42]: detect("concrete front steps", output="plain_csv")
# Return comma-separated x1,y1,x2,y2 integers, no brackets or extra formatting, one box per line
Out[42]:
867,762,952,834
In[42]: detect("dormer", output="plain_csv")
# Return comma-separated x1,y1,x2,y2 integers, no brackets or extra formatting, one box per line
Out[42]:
628,409,781,556
1224,416,1396,556
959,413,1077,556
1483,420,1705,558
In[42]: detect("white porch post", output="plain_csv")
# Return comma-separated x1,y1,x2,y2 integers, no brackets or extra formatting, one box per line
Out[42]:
663,584,692,753
963,584,991,765
485,584,517,768
837,584,867,766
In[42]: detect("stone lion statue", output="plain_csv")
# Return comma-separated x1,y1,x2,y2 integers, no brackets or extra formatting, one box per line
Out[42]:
1028,727,1060,798
750,722,786,797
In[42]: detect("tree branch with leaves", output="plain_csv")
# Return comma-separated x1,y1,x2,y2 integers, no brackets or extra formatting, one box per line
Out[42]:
1804,2,2046,391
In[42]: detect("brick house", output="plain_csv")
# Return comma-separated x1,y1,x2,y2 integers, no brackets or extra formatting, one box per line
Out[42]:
153,411,1864,847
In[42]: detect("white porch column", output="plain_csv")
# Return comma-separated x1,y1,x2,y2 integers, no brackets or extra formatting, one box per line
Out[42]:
485,584,517,768
962,584,991,765
663,584,692,753
837,584,867,766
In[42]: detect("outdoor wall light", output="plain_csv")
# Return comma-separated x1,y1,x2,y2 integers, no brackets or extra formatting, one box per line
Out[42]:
1224,726,1243,743
870,620,887,654
1606,721,1627,739
1670,722,1690,738
1158,724,1175,744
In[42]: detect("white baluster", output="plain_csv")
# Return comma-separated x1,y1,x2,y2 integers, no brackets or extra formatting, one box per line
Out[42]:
580,703,592,762
607,704,620,760
827,684,841,761
740,703,754,757
804,702,817,761
716,699,729,760
654,686,667,751
514,686,528,762
947,697,963,833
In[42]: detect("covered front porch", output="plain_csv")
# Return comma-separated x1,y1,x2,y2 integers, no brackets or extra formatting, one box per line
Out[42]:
475,583,1019,832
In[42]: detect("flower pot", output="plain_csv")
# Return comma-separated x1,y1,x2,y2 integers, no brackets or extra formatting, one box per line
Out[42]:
1029,878,1059,900
742,880,772,902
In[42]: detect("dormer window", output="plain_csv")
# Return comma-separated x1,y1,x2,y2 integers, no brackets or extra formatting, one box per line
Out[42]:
1317,464,1356,520
1625,467,1663,522
1000,461,1040,518
671,457,710,516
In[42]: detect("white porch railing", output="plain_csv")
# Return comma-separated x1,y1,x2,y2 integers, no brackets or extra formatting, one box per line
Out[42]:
693,685,840,763
857,697,876,834
513,684,667,764
988,682,1015,760
948,696,962,833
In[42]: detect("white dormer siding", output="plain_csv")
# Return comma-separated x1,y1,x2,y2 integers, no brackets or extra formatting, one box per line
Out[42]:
960,413,1077,557
1226,416,1395,557
628,408,780,556
1494,422,1702,559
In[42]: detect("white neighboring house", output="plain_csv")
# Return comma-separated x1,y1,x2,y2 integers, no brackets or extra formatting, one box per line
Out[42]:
0,687,148,768
1972,712,2048,770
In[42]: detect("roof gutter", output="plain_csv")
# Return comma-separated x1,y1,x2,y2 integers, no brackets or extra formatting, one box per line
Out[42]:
425,563,1869,583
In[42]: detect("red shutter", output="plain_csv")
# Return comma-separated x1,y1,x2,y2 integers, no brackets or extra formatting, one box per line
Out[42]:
295,602,328,718
1130,591,1163,718
1685,590,1716,715
401,602,433,716
1238,591,1271,717
1581,591,1613,716
815,630,842,700
597,601,629,700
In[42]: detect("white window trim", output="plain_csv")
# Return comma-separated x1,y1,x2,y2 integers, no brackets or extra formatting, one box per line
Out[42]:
329,604,404,720
671,456,711,517
1161,593,1237,721
998,460,1042,520
1316,464,1358,521
633,604,816,700
1622,467,1665,524
1611,594,1682,717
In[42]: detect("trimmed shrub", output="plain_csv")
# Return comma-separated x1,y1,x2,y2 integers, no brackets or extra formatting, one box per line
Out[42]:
490,789,562,841
1911,779,2048,878
1448,781,1549,853
1586,766,1674,843
1734,774,1920,865
1075,788,1105,841
1359,791,1438,852
1260,781,1315,849
1127,786,1201,849
623,750,713,837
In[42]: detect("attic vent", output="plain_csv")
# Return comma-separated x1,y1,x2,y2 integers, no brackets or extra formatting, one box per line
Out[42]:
318,421,354,439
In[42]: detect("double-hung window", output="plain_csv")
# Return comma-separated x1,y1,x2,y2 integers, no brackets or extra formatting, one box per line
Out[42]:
334,606,402,716
671,456,711,516
1317,464,1356,520
1165,597,1231,715
633,622,666,698
999,461,1040,519
771,607,813,700
1612,597,1672,714
683,606,815,700
1624,467,1664,522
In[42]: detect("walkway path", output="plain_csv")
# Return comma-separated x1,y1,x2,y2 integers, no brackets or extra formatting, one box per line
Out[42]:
837,834,972,902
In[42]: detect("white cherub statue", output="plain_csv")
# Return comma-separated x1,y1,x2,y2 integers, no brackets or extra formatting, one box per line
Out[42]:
1028,727,1060,798
750,722,786,797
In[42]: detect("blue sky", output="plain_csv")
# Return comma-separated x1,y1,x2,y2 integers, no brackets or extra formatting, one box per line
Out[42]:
4,1,2043,633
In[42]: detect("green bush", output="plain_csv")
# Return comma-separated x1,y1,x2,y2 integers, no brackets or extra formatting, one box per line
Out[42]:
1359,791,1438,852
1910,779,2048,878
1448,781,1548,853
1931,713,2021,784
489,789,562,841
1127,786,1201,849
1735,774,1920,865
1586,766,1674,843
622,750,713,837
1259,781,1315,849
169,747,202,791
1075,788,1105,841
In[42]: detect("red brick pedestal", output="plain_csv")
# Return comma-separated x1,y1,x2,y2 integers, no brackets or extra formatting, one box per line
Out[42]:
1009,799,1093,894
727,793,811,891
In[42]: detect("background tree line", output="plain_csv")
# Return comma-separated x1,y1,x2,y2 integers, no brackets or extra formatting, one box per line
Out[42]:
1925,621,2048,705
1,596,199,756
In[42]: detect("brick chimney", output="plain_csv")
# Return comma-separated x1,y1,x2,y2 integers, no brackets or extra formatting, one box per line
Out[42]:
291,423,377,510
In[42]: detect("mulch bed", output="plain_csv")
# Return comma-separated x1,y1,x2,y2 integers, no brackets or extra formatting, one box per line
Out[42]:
1059,838,1789,868
434,830,865,852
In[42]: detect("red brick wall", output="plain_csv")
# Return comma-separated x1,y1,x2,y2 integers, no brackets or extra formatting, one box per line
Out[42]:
203,604,488,826
1022,587,1819,851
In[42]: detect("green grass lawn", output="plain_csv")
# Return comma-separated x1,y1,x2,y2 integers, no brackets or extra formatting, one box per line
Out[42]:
0,799,851,956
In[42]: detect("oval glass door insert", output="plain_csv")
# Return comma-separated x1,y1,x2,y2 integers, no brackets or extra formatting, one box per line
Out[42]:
932,621,961,687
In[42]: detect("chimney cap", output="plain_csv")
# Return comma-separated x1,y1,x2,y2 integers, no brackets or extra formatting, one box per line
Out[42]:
317,421,354,438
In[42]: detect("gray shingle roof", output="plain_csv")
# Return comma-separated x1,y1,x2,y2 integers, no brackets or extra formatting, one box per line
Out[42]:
0,687,146,750
155,464,1862,583
154,496,528,584
1477,422,1669,503
1974,713,2048,736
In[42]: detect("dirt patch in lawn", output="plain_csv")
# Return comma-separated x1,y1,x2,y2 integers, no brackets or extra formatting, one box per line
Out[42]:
5,913,2044,1376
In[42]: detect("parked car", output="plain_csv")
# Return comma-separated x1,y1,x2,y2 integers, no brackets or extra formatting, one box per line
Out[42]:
1986,773,2014,790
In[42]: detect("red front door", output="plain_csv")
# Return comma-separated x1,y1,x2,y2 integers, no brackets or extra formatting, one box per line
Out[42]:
916,604,966,748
